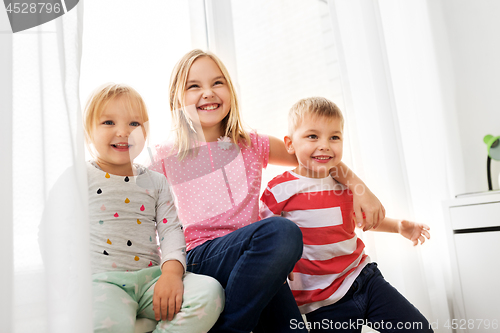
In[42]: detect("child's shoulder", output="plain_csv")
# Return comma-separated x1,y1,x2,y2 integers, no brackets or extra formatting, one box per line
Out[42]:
252,131,270,143
86,160,102,176
240,131,270,164
136,163,168,182
130,164,173,196
241,130,268,147
142,167,167,182
150,140,177,160
265,171,351,198
266,170,299,190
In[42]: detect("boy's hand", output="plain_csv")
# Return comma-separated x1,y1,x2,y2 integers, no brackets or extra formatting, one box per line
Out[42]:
153,261,184,321
398,220,431,246
353,186,385,231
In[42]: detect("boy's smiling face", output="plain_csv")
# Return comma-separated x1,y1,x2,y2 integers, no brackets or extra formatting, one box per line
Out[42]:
285,114,343,178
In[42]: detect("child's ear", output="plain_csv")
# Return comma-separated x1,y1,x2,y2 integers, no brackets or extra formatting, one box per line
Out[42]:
284,136,295,155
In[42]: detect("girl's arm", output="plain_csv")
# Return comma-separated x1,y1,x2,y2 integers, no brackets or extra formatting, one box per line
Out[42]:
366,217,431,246
153,173,187,321
331,162,385,231
268,135,298,166
268,135,385,230
154,260,184,321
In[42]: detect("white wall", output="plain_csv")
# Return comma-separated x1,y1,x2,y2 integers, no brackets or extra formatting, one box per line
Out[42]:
437,0,500,194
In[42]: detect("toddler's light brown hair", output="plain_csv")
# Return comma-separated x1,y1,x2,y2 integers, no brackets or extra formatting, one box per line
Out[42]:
288,97,344,136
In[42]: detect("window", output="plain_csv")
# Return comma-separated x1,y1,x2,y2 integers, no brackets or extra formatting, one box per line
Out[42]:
230,0,347,183
80,0,194,148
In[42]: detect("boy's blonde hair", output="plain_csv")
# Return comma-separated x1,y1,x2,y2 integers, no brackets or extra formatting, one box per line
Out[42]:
288,97,344,136
169,49,250,159
83,83,149,155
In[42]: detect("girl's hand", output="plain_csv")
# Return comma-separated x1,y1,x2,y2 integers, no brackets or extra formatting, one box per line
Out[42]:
398,220,431,246
353,186,386,231
153,261,184,321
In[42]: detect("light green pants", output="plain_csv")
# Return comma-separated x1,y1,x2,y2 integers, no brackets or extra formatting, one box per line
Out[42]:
92,267,224,333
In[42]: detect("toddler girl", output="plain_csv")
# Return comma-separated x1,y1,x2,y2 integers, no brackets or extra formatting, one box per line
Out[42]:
148,50,384,332
84,83,224,333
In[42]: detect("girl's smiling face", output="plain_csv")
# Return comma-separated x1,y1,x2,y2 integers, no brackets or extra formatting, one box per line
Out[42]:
92,95,146,175
184,56,231,140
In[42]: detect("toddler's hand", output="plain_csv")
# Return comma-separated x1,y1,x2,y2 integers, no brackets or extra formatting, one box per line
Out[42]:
399,220,430,246
153,270,184,321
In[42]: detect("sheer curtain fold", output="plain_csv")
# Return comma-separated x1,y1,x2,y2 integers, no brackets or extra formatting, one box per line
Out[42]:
328,0,463,329
7,2,92,332
0,12,14,333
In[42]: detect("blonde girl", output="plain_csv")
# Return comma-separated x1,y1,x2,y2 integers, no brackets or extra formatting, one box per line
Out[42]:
148,50,384,332
83,83,223,333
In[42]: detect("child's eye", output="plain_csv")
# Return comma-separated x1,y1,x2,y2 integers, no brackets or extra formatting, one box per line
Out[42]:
103,120,114,125
130,121,141,127
214,80,224,86
187,84,199,90
331,136,341,140
307,135,318,139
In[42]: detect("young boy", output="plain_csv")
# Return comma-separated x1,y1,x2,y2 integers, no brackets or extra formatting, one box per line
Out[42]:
260,97,433,332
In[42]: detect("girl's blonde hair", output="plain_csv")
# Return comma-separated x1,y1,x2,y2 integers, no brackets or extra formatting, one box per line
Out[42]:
83,83,149,156
169,49,250,159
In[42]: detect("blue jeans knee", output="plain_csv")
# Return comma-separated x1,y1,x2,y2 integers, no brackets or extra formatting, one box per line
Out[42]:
256,216,303,266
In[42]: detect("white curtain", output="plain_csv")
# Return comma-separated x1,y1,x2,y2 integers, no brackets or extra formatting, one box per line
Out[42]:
1,3,93,332
328,0,466,331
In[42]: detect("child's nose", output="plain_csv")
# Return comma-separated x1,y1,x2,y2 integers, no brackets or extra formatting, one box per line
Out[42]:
202,88,215,99
319,140,330,150
116,125,131,137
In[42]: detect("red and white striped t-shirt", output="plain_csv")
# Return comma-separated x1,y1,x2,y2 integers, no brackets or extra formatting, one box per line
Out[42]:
259,170,369,314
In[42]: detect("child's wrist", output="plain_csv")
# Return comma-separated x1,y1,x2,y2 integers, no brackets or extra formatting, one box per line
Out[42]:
161,260,184,276
396,219,404,234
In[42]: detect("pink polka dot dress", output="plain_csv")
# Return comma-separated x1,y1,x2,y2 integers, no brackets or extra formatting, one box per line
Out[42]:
148,132,269,251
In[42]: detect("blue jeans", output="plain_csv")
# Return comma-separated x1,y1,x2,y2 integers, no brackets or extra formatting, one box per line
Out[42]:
305,263,433,333
186,217,307,333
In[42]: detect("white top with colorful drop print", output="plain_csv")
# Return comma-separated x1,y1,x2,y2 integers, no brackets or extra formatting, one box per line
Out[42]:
87,161,186,275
